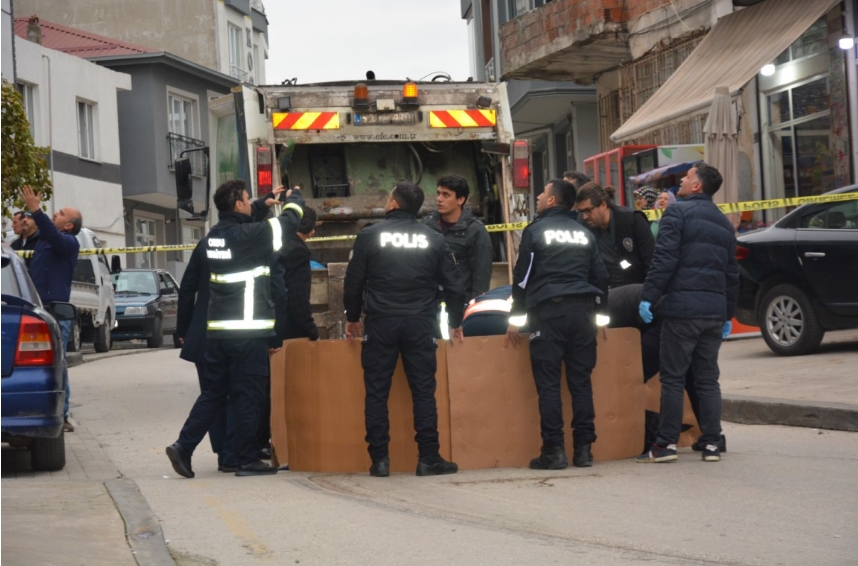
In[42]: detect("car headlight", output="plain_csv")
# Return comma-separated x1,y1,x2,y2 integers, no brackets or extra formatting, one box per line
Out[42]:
124,306,147,316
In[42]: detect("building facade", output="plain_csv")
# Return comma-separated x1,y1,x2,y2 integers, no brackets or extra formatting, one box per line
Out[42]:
498,0,857,221
13,28,131,249
15,18,238,279
15,0,269,84
462,0,600,210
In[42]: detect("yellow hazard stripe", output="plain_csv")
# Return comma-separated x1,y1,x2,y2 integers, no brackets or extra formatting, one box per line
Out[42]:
14,192,857,257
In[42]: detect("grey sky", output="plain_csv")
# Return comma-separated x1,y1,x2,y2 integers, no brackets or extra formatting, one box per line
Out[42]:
263,1,472,85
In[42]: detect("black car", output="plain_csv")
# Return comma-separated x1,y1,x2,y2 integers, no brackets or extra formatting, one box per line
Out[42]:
735,186,858,356
111,269,180,348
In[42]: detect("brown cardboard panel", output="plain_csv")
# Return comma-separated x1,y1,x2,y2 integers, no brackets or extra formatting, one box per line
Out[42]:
446,335,540,469
274,328,647,473
274,339,450,473
446,328,644,469
644,375,702,447
269,342,290,468
577,328,646,461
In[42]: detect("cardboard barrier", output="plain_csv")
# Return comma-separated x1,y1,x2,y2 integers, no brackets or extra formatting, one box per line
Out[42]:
644,376,702,448
271,328,646,472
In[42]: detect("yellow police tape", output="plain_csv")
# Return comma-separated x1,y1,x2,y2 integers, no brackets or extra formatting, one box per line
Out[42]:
14,192,858,257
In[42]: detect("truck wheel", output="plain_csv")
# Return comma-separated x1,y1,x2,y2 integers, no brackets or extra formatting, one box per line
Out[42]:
760,284,824,356
66,318,81,353
31,432,66,471
93,311,113,353
147,317,163,348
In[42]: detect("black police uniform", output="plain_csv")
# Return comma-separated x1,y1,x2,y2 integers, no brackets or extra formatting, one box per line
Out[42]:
588,205,654,288
510,206,609,451
344,209,464,462
174,194,304,471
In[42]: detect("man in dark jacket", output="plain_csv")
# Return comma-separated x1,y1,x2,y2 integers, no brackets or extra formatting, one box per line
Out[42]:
272,205,319,342
21,185,82,432
637,162,738,464
11,212,40,268
424,174,492,302
167,181,304,478
576,183,654,288
505,179,609,470
176,241,236,472
344,180,464,478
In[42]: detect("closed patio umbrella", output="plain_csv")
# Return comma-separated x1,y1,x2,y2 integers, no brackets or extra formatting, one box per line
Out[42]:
703,86,739,227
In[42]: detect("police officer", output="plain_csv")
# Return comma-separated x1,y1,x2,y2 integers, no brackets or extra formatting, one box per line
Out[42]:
576,182,654,288
344,180,465,478
505,178,609,469
166,180,304,478
423,174,493,302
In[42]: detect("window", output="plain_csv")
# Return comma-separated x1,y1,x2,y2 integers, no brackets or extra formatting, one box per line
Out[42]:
182,225,202,263
17,83,36,140
77,101,95,159
160,273,179,294
801,200,858,230
168,93,196,138
228,24,243,80
774,18,828,65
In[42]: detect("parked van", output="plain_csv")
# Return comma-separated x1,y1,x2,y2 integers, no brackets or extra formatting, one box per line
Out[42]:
68,228,115,352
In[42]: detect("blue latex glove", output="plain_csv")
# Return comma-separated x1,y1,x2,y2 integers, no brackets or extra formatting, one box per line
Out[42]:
638,301,653,324
722,320,732,339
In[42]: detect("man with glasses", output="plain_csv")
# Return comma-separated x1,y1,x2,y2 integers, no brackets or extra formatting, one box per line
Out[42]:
575,182,654,289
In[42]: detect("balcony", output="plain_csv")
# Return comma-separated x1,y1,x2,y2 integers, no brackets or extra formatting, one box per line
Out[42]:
167,132,207,177
229,65,249,82
499,0,633,84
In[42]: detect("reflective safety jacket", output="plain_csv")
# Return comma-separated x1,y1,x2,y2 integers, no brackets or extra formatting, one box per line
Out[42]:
205,198,303,339
344,209,466,327
510,206,609,315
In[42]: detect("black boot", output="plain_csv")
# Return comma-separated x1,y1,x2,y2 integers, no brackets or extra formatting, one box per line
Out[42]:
235,460,278,476
370,456,390,477
529,445,568,470
573,444,593,468
416,456,458,476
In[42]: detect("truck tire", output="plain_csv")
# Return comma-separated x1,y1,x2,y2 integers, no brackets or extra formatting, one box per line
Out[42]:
760,284,824,356
66,317,81,352
93,311,112,353
31,432,66,471
147,316,163,348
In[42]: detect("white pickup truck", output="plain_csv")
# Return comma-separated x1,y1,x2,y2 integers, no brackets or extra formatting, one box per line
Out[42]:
67,228,114,353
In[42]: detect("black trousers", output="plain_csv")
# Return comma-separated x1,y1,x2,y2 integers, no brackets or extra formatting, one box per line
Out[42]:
177,338,269,466
656,318,724,446
361,315,440,460
528,295,597,448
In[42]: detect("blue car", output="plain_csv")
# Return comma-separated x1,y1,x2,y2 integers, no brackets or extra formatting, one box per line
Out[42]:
1,244,76,471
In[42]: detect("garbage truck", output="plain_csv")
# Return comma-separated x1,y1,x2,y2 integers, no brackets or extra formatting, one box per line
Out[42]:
179,78,531,336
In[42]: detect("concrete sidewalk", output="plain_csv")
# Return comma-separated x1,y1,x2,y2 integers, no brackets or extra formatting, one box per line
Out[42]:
4,330,856,566
719,328,858,432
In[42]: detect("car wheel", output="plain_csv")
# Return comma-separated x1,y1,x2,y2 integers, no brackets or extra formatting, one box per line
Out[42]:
31,431,66,471
66,317,81,353
760,284,825,356
93,311,112,353
172,333,182,349
147,316,163,348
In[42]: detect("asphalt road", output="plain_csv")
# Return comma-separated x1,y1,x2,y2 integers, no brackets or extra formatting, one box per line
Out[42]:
51,334,858,566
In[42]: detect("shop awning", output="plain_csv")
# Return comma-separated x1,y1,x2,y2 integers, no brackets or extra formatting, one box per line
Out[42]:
630,161,697,185
611,0,839,143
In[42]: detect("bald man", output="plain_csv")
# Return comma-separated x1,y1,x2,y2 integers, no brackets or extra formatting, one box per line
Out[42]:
21,185,83,432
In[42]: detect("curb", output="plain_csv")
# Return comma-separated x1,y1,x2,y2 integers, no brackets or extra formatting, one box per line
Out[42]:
722,394,858,432
67,351,84,368
105,478,176,566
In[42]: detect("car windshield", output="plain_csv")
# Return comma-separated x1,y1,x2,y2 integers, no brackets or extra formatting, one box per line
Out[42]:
112,271,158,295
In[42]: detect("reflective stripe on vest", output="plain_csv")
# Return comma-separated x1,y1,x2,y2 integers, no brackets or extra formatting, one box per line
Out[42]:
208,266,272,331
268,217,283,252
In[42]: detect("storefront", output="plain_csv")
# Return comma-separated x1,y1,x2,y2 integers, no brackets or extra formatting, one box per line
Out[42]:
759,14,852,208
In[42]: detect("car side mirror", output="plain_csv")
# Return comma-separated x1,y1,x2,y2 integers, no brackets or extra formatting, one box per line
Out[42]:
111,255,122,274
49,301,77,322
